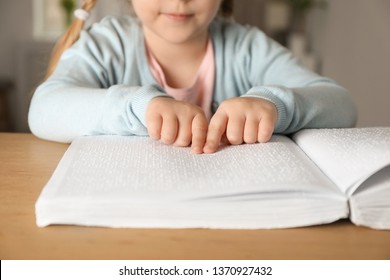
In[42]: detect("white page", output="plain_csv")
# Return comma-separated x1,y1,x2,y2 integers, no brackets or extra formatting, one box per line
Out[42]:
38,135,339,200
349,165,390,229
293,127,390,196
36,135,346,228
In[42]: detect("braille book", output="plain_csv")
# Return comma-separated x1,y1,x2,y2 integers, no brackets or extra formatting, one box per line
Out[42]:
35,127,390,229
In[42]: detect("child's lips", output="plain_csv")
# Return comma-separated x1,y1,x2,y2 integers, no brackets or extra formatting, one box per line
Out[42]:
163,13,193,22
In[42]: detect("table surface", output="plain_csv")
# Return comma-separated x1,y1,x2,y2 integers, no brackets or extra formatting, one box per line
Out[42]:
1,133,389,260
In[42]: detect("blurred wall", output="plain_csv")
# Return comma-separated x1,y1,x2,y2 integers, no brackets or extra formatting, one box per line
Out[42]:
0,0,33,79
307,0,390,127
0,0,33,131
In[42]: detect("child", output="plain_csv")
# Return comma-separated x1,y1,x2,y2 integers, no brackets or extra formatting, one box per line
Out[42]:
28,0,357,154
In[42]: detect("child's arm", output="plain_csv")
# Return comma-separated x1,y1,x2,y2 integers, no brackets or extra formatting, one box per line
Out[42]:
29,82,167,143
204,22,357,153
239,28,358,134
28,17,168,143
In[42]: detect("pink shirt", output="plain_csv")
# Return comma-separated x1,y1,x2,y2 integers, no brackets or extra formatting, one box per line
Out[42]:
146,40,215,120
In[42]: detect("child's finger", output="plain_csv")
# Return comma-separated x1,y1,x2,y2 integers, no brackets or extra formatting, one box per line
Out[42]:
243,116,259,144
203,112,228,154
146,114,162,140
174,116,193,147
257,116,275,143
161,114,179,145
191,113,208,154
226,115,245,145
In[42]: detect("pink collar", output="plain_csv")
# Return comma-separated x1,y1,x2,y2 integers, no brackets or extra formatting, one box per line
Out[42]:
146,39,215,120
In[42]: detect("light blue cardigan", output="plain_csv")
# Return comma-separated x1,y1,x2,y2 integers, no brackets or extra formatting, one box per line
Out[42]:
28,16,357,143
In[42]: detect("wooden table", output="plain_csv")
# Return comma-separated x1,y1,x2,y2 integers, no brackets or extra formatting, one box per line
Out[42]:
1,133,389,260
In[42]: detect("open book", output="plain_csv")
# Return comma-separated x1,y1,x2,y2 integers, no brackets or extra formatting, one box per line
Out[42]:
35,127,390,230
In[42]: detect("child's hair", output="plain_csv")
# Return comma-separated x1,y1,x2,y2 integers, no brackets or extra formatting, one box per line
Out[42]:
45,0,234,78
46,0,97,78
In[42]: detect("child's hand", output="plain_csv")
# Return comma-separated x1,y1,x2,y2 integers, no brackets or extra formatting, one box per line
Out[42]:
203,97,277,154
146,97,208,154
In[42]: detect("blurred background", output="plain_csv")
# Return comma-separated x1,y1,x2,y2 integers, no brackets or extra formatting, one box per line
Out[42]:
0,0,389,133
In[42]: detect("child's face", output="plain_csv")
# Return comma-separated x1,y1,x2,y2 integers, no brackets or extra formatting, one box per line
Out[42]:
132,0,222,45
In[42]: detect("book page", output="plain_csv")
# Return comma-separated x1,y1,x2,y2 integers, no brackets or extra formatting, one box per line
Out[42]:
40,135,339,200
36,135,346,228
349,165,390,229
293,128,390,196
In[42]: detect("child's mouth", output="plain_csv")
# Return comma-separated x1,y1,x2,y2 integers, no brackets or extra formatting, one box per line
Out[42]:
163,13,193,22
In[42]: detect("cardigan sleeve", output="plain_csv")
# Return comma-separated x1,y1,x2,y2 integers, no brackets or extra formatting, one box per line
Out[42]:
238,26,358,134
28,17,169,143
